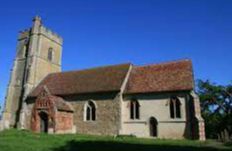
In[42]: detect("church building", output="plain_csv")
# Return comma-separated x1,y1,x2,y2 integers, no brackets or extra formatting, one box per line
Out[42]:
2,17,205,140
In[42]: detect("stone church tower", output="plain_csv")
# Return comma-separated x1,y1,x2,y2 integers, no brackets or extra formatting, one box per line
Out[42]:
2,16,63,128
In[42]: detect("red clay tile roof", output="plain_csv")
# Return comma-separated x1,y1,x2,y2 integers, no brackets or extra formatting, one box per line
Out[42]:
48,95,73,112
124,60,194,94
29,63,131,97
29,60,194,97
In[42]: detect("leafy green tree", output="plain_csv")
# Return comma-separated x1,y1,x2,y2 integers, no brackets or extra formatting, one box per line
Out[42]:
197,80,232,139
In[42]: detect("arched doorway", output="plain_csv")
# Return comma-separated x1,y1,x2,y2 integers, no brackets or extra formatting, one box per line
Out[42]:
149,117,158,137
39,112,48,133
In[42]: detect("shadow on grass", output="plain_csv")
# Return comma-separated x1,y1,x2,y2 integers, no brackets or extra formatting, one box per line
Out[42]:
52,140,227,151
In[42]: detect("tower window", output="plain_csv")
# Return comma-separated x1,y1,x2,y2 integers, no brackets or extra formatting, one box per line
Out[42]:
130,99,140,120
84,101,96,121
170,96,181,119
25,68,30,82
48,48,53,62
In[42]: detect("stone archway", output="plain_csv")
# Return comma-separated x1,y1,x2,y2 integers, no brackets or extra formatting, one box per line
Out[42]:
149,117,158,137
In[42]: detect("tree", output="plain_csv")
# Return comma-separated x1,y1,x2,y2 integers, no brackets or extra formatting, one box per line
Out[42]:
197,80,232,140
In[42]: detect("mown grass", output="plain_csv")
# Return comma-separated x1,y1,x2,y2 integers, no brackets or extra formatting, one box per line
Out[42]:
0,129,231,151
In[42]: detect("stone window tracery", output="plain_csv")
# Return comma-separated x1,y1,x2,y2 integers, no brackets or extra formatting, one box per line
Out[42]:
130,99,140,120
48,47,53,62
170,96,181,119
84,101,96,121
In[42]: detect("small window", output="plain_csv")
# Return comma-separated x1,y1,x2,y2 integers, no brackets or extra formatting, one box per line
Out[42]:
130,99,140,120
48,48,53,62
170,96,181,119
25,68,30,82
85,101,96,121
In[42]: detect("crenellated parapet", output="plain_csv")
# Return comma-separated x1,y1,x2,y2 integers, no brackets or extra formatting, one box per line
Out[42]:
18,29,31,40
39,26,63,45
18,16,63,45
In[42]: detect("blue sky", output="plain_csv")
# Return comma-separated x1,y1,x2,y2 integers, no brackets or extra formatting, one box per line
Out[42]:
0,0,232,109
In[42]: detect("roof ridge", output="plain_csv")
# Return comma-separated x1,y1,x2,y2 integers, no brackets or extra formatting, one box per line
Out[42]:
50,63,132,76
136,59,191,68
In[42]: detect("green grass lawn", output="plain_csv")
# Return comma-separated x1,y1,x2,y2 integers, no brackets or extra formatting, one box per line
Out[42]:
0,129,231,151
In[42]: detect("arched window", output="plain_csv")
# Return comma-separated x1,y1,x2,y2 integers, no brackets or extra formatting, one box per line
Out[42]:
130,99,140,119
170,96,181,119
48,48,53,62
85,101,96,121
